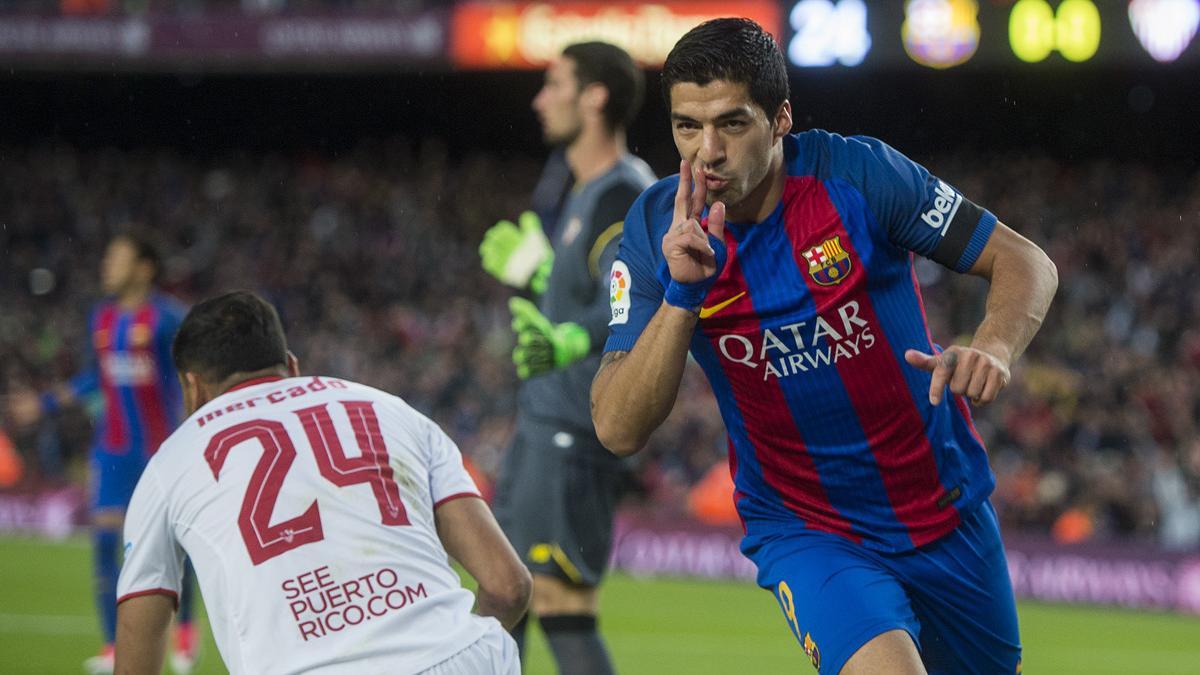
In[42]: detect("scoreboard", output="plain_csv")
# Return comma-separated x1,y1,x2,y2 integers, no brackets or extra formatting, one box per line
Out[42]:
783,0,1199,69
449,0,1200,70
0,0,1196,70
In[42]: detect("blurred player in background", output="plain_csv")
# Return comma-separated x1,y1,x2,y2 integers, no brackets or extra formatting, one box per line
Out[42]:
479,41,655,674
7,233,198,674
115,291,530,674
529,148,573,241
592,19,1057,675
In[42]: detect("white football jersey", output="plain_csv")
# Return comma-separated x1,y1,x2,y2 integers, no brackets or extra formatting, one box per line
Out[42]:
117,375,490,675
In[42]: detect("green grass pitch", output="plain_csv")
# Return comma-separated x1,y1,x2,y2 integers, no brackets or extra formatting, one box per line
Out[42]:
2,536,1198,674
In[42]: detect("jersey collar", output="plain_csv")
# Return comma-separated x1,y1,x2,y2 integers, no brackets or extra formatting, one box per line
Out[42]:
225,375,285,394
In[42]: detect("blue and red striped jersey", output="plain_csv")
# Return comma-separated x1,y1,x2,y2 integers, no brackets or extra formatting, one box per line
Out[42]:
69,293,186,457
606,131,997,553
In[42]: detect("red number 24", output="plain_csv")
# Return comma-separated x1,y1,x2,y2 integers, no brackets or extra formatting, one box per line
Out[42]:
204,401,409,565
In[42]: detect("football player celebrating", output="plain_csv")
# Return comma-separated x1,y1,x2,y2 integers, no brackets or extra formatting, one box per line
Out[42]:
592,19,1057,675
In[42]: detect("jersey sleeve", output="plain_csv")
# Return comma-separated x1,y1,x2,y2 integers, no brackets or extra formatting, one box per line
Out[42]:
577,182,644,349
66,367,99,402
117,466,184,607
155,298,188,420
844,134,997,272
156,298,187,380
603,183,670,353
424,418,481,508
65,307,102,402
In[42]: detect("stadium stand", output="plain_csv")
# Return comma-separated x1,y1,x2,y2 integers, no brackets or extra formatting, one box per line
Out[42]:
2,141,1197,549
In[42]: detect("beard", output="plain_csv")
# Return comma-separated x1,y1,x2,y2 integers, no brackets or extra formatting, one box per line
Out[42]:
717,156,774,219
705,180,745,212
542,120,582,147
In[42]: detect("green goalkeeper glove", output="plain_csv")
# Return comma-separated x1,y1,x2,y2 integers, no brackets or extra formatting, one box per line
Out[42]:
480,211,554,294
508,297,590,379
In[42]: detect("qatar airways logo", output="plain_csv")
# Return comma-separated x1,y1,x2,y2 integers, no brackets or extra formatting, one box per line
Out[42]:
101,352,156,386
716,300,876,381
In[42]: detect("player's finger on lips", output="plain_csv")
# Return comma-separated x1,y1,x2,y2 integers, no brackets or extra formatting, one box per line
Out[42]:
690,164,707,218
674,160,692,219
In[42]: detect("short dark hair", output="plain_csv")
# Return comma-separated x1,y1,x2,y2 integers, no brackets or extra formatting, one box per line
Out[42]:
661,18,789,116
173,291,288,384
562,41,644,133
113,231,162,282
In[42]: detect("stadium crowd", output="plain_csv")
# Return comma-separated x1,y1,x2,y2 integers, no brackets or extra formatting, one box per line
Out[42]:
1,0,428,16
1,140,1198,549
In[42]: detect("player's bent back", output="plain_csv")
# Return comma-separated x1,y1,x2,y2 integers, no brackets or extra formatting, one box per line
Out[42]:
118,375,526,674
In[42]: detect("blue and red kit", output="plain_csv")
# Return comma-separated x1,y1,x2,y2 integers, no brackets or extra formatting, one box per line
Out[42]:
64,293,186,509
606,130,1021,673
53,292,192,649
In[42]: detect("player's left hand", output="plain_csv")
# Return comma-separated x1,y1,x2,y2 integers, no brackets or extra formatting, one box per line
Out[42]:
904,345,1011,406
508,297,590,379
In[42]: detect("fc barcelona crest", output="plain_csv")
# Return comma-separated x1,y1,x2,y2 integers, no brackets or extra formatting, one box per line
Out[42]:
802,236,852,286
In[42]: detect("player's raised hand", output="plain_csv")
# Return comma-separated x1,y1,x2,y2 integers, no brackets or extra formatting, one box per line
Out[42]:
663,160,726,284
905,346,1011,406
660,161,727,314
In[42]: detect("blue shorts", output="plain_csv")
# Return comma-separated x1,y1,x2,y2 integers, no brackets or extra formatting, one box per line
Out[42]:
90,447,150,512
744,502,1021,675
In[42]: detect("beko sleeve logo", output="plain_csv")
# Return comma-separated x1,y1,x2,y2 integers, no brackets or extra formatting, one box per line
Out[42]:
920,179,963,236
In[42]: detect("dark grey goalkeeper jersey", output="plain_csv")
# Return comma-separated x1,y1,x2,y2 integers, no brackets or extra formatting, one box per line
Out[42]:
518,154,656,436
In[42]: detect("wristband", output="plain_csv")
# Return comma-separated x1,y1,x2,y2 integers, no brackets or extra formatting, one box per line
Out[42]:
664,278,715,313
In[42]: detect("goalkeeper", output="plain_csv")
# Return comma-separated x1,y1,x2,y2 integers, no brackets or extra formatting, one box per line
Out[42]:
479,42,654,674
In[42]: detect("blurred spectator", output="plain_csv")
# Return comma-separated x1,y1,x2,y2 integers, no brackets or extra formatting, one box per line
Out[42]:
1,0,434,15
1,141,1198,549
1152,438,1200,550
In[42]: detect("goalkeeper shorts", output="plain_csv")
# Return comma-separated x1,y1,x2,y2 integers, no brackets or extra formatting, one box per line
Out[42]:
492,415,622,587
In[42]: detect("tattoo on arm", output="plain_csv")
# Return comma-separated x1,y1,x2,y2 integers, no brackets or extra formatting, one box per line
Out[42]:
591,351,628,413
596,350,628,377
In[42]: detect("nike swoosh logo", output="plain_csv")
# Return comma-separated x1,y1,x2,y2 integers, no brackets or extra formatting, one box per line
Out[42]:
699,291,746,319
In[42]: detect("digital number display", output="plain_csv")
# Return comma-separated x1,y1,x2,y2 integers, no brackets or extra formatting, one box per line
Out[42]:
1009,0,1101,63
780,0,1197,69
787,0,872,67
